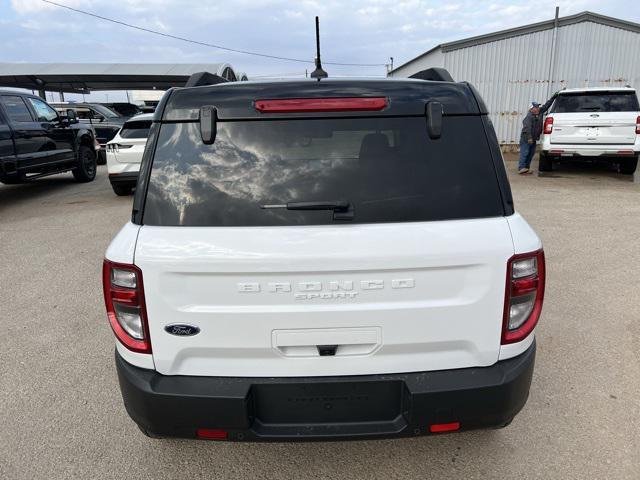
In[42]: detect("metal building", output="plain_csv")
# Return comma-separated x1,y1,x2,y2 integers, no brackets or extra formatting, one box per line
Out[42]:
389,11,640,145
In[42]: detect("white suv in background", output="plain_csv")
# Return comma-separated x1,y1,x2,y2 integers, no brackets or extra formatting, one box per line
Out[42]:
106,113,153,195
540,87,640,174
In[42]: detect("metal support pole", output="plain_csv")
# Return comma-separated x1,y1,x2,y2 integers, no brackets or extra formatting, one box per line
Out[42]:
38,89,46,99
60,91,65,102
546,6,560,98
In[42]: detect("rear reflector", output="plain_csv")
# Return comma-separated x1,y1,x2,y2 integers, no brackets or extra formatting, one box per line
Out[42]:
616,150,635,156
429,422,460,433
196,428,228,440
255,97,387,113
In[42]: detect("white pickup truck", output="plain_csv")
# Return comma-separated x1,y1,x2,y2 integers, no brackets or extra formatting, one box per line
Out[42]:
540,87,640,174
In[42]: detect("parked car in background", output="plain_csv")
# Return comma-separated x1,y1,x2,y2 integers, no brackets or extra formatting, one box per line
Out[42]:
101,102,144,118
0,91,99,184
540,87,640,174
106,113,152,196
52,102,126,165
104,71,545,441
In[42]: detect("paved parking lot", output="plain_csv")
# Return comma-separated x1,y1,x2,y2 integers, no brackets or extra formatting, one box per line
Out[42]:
1,158,639,479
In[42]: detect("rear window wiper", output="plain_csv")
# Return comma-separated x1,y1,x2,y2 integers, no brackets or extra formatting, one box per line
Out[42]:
260,200,354,220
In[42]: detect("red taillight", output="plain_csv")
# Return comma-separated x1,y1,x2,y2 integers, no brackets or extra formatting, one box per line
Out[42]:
196,428,228,440
543,116,554,135
502,250,545,345
635,115,640,134
255,97,387,113
430,422,460,433
102,259,151,354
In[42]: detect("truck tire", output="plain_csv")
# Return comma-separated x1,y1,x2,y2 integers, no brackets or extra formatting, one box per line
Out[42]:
97,149,107,166
619,157,638,175
538,152,553,172
112,184,134,196
72,145,97,183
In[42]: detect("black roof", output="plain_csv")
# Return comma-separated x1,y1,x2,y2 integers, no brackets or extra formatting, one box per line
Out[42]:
0,89,40,97
160,78,483,121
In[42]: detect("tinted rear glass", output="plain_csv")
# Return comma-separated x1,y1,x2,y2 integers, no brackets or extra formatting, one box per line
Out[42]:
1,96,33,122
120,120,151,139
553,92,639,113
107,104,142,117
143,117,504,226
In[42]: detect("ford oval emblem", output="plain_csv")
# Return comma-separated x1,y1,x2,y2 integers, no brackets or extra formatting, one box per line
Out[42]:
164,324,200,336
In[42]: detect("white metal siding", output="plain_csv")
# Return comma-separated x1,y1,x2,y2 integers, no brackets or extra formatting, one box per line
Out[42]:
393,21,640,144
391,49,444,77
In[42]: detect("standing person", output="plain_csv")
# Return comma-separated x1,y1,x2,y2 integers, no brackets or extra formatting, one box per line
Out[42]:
519,94,557,174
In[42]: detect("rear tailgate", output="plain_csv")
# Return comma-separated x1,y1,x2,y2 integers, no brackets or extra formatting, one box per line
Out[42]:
111,137,146,163
135,83,516,378
135,219,514,377
550,112,637,144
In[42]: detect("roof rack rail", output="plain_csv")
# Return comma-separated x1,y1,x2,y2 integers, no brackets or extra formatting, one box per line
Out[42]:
410,67,454,82
184,71,228,88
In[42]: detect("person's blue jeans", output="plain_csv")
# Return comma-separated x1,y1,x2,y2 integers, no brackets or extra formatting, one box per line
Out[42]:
518,140,536,170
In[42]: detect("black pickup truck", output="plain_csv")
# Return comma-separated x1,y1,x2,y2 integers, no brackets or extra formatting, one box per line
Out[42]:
0,91,99,184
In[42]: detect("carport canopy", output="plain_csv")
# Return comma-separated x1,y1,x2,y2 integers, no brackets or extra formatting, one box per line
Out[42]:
0,63,247,94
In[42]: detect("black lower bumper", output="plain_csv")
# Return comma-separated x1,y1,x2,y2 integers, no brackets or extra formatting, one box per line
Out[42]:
116,341,536,441
108,172,138,187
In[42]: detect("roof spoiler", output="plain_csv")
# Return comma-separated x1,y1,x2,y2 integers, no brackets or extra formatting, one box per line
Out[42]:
184,71,228,88
410,67,454,82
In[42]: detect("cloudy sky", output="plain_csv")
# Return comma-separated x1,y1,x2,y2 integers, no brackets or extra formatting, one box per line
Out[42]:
2,0,640,101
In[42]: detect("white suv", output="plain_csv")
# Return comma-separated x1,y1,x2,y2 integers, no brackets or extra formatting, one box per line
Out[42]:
540,87,640,174
106,113,153,195
103,71,545,441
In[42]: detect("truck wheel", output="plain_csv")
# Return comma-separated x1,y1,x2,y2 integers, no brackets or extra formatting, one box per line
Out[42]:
112,184,133,196
619,157,638,175
72,146,97,183
538,153,553,172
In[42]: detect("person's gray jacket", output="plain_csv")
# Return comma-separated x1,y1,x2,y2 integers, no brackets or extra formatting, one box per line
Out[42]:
520,96,556,143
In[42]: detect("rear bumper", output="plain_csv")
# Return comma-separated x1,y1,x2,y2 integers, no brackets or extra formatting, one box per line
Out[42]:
108,172,138,187
541,142,639,157
116,341,536,441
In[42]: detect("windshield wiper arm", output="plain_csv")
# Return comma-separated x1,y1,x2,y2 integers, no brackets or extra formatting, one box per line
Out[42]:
261,200,350,211
260,200,353,220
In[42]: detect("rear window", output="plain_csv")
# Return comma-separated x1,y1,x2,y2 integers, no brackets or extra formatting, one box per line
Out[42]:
143,116,504,226
1,96,33,122
552,91,639,113
120,120,151,139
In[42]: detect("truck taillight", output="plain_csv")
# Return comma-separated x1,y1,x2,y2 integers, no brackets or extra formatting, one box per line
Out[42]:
635,115,640,134
102,259,151,353
543,117,554,135
502,250,545,345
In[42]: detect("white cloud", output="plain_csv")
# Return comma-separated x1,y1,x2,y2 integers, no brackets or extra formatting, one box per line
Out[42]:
4,0,640,78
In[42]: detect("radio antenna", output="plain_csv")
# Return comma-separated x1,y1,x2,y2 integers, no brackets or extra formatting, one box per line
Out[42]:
310,16,328,80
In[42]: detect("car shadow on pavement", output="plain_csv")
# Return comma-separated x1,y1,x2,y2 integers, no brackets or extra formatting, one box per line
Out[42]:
535,158,638,183
0,176,80,210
